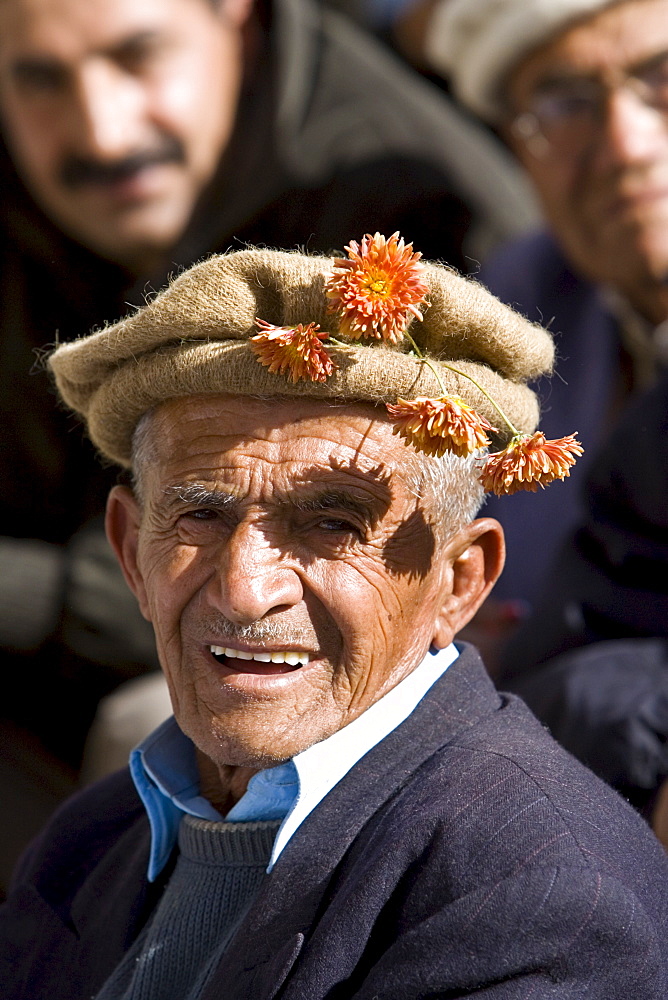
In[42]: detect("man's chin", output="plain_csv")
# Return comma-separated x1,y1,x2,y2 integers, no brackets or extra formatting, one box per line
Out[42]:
52,190,192,270
198,719,309,770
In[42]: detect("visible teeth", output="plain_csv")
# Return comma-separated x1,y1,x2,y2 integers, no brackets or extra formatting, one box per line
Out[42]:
210,645,309,665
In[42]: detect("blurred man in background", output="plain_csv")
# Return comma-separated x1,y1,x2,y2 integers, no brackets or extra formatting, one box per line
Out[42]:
414,0,668,835
424,0,668,615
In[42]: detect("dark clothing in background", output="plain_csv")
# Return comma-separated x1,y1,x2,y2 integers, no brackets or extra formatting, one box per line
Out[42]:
501,372,668,672
480,230,623,607
4,645,668,1000
498,375,668,810
0,0,535,765
506,639,668,816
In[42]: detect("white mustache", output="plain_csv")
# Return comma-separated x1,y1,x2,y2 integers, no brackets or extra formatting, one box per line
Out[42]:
206,617,316,647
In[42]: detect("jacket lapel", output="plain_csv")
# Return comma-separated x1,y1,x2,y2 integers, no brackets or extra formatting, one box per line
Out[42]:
25,798,160,999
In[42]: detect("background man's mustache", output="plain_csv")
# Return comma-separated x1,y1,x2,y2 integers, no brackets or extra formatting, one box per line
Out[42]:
59,138,185,189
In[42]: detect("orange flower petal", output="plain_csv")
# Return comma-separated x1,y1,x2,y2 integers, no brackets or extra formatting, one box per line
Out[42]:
251,319,336,383
386,396,496,458
480,431,584,495
325,231,428,343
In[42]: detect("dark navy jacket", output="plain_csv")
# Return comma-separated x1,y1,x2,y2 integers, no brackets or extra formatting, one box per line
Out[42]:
480,231,621,607
3,645,668,998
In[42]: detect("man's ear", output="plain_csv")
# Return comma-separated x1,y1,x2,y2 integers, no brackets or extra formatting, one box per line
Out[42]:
105,485,151,622
432,518,505,649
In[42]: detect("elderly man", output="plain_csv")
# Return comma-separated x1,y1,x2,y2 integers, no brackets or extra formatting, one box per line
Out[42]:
2,236,667,997
425,0,668,613
0,0,537,774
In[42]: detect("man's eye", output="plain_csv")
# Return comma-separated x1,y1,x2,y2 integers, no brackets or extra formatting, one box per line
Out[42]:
13,62,67,94
116,40,162,75
318,518,357,534
185,508,219,521
536,89,598,123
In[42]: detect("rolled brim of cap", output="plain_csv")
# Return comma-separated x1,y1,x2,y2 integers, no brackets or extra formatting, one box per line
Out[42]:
49,248,554,468
426,0,621,121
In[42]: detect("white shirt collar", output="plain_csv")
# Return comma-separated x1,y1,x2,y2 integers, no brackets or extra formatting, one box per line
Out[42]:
268,643,459,869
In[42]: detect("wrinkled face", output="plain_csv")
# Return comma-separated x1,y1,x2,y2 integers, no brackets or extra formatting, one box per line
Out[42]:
107,396,501,768
0,0,250,271
506,0,668,318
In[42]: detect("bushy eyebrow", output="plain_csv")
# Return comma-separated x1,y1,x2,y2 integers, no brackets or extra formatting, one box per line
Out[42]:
161,484,237,508
9,31,164,81
282,489,379,522
159,483,383,524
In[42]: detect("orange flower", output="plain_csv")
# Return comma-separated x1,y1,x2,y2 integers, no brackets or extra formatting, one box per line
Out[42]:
480,431,584,495
251,319,336,383
325,231,428,343
386,396,496,458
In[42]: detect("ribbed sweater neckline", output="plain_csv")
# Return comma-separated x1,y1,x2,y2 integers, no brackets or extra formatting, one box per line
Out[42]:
178,815,281,867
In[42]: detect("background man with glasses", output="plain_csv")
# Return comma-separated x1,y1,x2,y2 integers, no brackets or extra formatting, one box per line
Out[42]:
424,0,668,622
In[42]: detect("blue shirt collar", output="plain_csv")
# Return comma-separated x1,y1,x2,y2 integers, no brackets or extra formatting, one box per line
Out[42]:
131,644,459,880
130,721,221,881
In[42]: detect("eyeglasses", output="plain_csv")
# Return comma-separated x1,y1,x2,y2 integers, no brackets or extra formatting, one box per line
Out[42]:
510,50,668,159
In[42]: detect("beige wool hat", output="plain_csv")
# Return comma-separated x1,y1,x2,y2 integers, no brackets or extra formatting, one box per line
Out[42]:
48,246,554,469
426,0,623,122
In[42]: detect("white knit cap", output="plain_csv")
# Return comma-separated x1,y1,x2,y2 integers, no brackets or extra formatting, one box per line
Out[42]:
426,0,623,122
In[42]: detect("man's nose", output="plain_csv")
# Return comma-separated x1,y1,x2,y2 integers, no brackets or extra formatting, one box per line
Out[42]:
73,62,147,160
595,87,668,168
205,522,304,626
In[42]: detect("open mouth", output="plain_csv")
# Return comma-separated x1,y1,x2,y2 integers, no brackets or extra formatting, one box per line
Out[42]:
209,645,309,673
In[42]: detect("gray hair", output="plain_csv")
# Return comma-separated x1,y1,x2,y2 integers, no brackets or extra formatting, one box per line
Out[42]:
131,408,158,504
401,449,486,538
130,404,486,535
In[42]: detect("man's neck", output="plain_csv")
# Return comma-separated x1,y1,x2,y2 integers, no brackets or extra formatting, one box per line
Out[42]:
196,749,260,816
113,247,174,284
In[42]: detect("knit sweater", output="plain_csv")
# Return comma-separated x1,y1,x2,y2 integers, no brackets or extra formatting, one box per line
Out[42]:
95,817,281,1000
